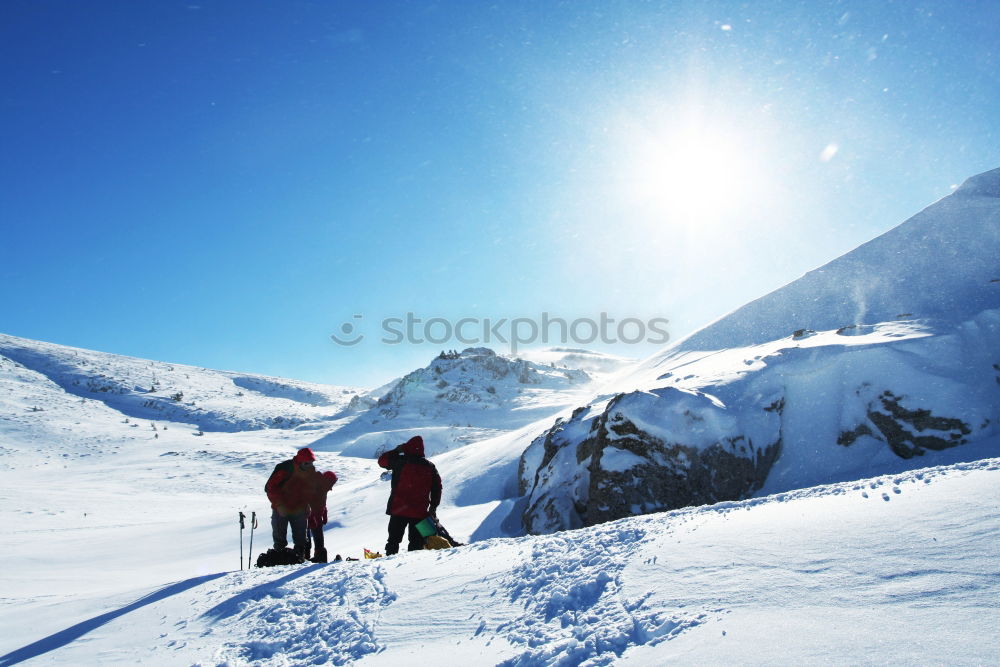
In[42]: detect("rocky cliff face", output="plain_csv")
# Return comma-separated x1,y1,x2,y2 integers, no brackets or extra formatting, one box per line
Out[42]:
520,389,784,532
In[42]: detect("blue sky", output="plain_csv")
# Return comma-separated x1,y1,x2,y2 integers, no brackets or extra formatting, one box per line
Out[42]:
2,1,998,387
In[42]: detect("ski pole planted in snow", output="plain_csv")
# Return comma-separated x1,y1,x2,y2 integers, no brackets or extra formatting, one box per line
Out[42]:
247,511,258,569
239,512,246,571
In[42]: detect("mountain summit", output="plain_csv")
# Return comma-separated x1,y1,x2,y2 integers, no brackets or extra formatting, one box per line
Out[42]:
315,347,594,457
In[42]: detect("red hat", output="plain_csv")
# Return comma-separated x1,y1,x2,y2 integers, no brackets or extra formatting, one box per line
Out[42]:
293,447,316,463
402,435,424,456
322,471,337,484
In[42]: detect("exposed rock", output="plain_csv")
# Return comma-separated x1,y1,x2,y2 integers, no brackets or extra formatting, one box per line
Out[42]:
377,347,590,419
584,414,781,528
837,391,972,458
866,391,970,458
346,393,378,412
521,388,783,534
837,424,874,447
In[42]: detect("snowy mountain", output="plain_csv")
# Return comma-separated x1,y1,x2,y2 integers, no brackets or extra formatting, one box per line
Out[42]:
517,167,1000,534
311,347,595,457
0,333,366,432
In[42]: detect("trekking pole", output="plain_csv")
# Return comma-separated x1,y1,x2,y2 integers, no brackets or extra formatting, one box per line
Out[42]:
239,512,246,571
247,511,258,569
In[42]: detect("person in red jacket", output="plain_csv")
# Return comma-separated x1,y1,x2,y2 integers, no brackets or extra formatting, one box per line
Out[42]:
307,470,337,563
265,447,317,560
377,435,442,555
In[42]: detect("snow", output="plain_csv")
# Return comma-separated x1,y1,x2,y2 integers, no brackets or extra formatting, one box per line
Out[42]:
652,166,1000,355
0,336,603,664
517,347,637,378
1,341,997,664
0,334,365,432
600,446,648,472
1,169,999,663
3,447,998,664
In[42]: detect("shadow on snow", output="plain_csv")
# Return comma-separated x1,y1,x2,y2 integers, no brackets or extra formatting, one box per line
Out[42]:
201,562,327,622
0,573,227,666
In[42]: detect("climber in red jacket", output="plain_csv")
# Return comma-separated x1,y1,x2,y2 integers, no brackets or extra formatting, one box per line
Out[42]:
377,435,442,555
265,447,317,560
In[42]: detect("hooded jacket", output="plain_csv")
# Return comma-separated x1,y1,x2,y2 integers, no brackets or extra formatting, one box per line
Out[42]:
377,436,442,519
265,449,317,516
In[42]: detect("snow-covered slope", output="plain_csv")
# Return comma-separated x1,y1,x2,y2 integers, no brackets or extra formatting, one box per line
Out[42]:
517,167,1000,534
663,166,1000,352
0,333,365,431
311,347,594,457
518,346,637,377
3,456,998,665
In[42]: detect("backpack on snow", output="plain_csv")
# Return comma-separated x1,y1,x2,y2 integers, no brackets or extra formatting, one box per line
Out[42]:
430,516,463,547
424,535,451,550
255,547,304,567
415,515,463,549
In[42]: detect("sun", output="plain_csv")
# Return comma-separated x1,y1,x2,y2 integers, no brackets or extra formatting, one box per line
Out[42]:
614,114,765,225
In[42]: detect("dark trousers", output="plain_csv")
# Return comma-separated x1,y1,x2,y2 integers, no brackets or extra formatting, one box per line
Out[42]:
385,515,425,555
271,509,308,552
309,525,325,551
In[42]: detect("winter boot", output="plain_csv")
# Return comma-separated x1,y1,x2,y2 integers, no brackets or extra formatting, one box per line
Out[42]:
310,547,328,563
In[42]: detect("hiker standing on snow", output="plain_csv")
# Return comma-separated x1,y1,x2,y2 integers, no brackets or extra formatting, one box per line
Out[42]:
377,435,442,555
306,470,337,563
265,447,317,560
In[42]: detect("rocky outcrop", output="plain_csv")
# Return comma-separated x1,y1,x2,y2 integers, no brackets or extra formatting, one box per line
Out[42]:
839,390,971,459
520,387,784,534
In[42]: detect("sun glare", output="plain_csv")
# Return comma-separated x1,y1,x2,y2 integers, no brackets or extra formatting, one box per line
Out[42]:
615,115,765,225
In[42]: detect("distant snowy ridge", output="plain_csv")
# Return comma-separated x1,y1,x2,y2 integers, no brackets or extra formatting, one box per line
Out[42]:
0,333,364,432
313,347,594,457
376,347,589,418
517,167,1000,534
664,166,1000,353
517,346,636,376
